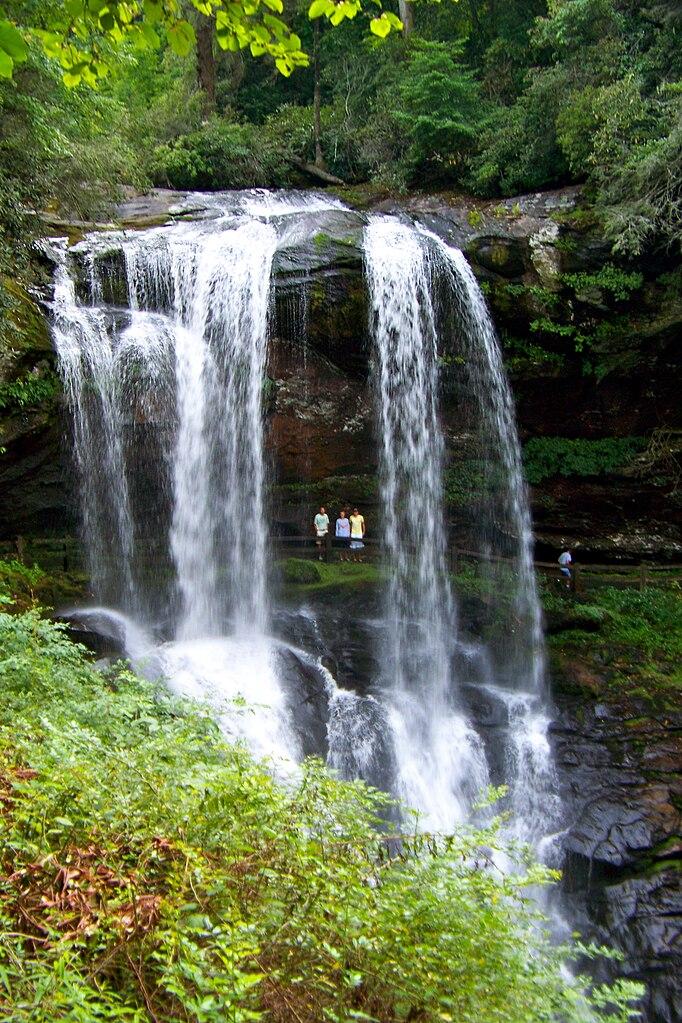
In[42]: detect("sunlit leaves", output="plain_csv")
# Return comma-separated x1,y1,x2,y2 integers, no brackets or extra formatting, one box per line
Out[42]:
308,0,335,18
0,19,28,79
167,18,196,56
4,0,404,87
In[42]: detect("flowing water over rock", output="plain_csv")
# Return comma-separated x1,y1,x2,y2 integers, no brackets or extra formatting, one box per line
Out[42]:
51,190,559,847
363,219,489,828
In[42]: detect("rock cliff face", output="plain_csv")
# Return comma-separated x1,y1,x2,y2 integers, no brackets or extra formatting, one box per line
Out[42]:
1,186,680,558
551,654,681,1023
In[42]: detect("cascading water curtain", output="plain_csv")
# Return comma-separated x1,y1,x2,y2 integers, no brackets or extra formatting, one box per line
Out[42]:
423,227,563,852
52,250,138,611
364,218,489,831
53,216,277,639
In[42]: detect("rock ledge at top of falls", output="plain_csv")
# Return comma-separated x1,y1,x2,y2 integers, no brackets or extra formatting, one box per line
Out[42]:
100,184,590,286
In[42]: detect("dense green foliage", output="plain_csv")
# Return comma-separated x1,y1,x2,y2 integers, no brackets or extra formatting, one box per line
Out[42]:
0,599,643,1022
0,370,59,410
523,436,645,484
1,2,679,368
1,1,679,262
546,581,682,696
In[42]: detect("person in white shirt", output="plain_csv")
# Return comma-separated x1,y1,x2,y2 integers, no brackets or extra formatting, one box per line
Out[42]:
313,506,330,561
558,549,572,588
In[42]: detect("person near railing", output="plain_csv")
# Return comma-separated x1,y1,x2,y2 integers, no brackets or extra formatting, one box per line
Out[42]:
349,507,366,563
313,506,330,562
335,509,351,562
558,549,572,589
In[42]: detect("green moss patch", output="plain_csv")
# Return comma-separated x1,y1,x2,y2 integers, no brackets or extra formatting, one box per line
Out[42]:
278,557,382,592
546,582,682,702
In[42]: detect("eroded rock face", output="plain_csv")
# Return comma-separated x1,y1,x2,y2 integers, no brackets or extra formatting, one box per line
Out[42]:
551,664,682,1023
2,184,680,558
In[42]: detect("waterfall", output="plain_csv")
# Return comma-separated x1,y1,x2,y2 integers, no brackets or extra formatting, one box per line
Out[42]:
52,254,137,609
363,217,561,846
52,191,560,849
51,202,298,767
363,219,489,829
430,235,562,849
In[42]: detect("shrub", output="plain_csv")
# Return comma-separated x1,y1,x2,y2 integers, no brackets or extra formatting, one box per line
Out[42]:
151,118,288,190
523,436,646,484
393,40,487,184
0,608,643,1023
0,558,45,611
562,265,644,302
0,370,60,411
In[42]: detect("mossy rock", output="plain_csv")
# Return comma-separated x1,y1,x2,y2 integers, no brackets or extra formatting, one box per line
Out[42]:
467,237,526,279
282,558,322,584
0,278,53,378
545,603,609,635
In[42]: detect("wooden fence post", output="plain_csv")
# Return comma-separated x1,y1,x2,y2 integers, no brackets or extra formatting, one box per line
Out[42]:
572,563,580,594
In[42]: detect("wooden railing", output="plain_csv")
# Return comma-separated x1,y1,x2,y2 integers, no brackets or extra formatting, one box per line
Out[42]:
270,535,681,593
3,535,680,595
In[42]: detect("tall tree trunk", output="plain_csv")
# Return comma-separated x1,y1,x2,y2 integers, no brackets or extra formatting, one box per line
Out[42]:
398,0,414,36
313,20,326,170
467,0,482,38
196,17,216,116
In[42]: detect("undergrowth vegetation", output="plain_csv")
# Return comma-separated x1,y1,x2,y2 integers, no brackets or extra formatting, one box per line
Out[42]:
546,582,682,697
0,587,644,1022
523,437,645,484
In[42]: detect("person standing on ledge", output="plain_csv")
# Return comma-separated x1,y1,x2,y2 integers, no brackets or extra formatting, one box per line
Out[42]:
313,506,330,561
558,549,572,588
335,508,351,560
349,507,366,562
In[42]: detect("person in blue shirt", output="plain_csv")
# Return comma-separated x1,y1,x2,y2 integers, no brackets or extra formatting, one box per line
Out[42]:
558,549,572,588
335,509,351,560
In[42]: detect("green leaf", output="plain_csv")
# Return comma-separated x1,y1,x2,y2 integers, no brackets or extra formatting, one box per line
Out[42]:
0,49,12,78
275,57,293,76
136,22,160,49
308,0,334,18
167,20,196,57
369,15,390,37
0,20,28,63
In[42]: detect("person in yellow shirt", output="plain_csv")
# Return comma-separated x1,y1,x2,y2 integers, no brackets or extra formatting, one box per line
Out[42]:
349,507,365,562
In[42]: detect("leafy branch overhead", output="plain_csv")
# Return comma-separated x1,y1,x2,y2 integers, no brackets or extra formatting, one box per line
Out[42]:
0,0,403,85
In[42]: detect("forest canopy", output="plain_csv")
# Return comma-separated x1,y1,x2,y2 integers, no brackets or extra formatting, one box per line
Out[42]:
0,0,680,274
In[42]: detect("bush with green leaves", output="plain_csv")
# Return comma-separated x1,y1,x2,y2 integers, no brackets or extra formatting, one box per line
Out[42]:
0,606,643,1023
0,371,59,411
151,117,290,190
392,39,487,184
281,556,322,583
523,436,646,484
